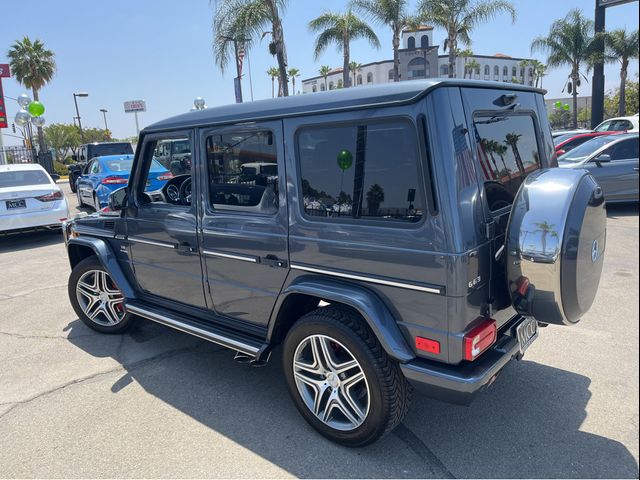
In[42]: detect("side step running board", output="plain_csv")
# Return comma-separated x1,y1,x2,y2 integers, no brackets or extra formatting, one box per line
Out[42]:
125,301,265,358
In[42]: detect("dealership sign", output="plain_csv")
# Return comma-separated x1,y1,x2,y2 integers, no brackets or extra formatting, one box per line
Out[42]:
124,100,146,113
597,0,636,6
0,64,10,78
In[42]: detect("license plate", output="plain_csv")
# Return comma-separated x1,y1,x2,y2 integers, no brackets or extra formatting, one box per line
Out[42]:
6,199,26,209
516,317,538,355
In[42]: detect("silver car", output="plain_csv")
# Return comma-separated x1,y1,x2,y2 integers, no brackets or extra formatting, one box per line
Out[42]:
559,133,639,203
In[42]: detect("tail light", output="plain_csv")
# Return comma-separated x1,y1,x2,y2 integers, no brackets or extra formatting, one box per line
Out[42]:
463,319,497,361
35,190,63,202
157,172,174,181
517,276,530,296
556,149,565,156
101,176,128,185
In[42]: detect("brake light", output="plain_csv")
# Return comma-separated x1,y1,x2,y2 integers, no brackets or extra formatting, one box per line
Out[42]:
557,149,565,156
101,176,128,185
35,190,63,202
157,172,174,181
416,337,440,354
517,276,530,296
463,319,497,361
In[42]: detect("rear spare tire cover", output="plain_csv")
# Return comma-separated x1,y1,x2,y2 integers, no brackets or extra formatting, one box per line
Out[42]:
506,168,606,325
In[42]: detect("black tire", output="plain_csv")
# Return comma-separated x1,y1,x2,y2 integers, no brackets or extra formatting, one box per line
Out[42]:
76,188,83,207
68,256,135,334
69,176,77,193
282,306,413,447
93,193,101,212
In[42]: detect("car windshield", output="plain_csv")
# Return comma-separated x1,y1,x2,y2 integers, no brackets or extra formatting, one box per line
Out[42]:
0,169,51,188
105,159,134,172
558,136,618,163
553,133,580,146
88,143,133,157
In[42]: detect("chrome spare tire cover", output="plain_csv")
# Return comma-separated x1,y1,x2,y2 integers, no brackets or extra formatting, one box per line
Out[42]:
506,168,606,325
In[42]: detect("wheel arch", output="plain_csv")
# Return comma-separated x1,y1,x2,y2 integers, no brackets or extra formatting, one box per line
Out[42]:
269,277,414,363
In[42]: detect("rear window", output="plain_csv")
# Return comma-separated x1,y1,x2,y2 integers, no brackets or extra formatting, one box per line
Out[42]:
105,159,133,172
87,143,133,157
473,114,542,211
0,170,51,188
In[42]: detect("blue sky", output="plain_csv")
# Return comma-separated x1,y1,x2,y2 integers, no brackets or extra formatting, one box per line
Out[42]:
1,0,638,145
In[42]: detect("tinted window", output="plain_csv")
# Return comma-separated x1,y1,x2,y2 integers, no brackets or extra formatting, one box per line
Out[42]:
0,170,50,188
205,130,278,214
140,136,190,205
608,137,639,160
298,119,424,224
559,136,618,163
473,114,542,211
105,159,134,172
87,143,133,157
560,136,592,152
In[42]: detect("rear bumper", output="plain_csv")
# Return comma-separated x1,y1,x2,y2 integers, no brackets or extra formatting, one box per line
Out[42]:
0,201,70,232
400,318,524,405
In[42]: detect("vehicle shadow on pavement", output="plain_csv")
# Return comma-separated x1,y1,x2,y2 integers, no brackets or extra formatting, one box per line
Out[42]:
64,319,639,479
606,203,639,218
0,228,63,253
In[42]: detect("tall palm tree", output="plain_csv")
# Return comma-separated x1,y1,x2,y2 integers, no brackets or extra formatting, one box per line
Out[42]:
288,68,300,94
267,67,279,98
319,65,332,91
351,0,417,82
417,0,516,78
309,10,380,88
366,184,385,216
465,59,480,79
493,143,511,180
531,9,596,129
504,132,525,176
529,59,547,88
349,61,362,86
213,0,290,96
7,37,56,153
603,28,639,116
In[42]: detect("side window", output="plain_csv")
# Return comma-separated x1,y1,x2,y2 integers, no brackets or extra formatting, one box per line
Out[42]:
205,130,278,214
609,138,639,161
297,119,424,224
139,137,191,205
609,119,633,131
473,113,542,211
90,160,100,174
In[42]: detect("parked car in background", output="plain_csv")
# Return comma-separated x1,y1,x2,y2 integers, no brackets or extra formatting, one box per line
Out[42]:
554,131,621,156
68,142,134,193
76,154,172,211
0,163,70,233
559,132,639,203
593,114,639,133
551,128,591,139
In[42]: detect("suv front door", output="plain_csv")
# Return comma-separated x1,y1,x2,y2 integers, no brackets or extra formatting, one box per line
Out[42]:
198,122,288,328
588,136,639,202
125,131,207,309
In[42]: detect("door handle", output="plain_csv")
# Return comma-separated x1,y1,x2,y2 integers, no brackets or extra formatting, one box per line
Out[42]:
260,254,287,268
177,241,197,253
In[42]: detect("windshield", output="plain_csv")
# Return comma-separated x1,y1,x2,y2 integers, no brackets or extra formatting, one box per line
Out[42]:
105,159,133,172
88,143,133,157
0,170,51,188
559,136,618,163
553,133,579,146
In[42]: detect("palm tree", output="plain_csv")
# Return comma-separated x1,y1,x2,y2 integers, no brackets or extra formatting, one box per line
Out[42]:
531,9,596,128
504,133,525,176
267,67,279,98
309,10,380,88
529,59,547,88
351,0,417,82
319,65,332,91
494,143,511,180
465,59,480,79
534,221,557,255
288,68,300,95
7,37,56,153
417,0,516,78
603,28,639,116
366,184,385,216
213,0,290,96
349,61,362,86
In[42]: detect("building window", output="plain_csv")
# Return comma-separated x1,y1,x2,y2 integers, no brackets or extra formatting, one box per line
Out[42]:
512,66,517,78
494,65,500,80
503,66,508,78
367,72,373,83
528,67,534,78
484,65,490,79
407,36,415,49
408,57,428,79
297,119,424,223
312,85,317,93
388,69,394,80
337,79,343,88
329,81,334,90
320,83,326,91
474,66,480,79
520,67,525,78
420,35,429,48
440,64,449,76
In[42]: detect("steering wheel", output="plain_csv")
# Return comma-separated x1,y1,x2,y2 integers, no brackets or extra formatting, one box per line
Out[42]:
179,177,192,206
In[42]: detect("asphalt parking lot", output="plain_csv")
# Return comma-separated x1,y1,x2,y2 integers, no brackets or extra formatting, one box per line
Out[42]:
0,181,638,478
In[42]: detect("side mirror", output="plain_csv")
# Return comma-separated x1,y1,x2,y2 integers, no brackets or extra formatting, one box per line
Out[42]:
50,173,60,182
108,187,128,212
594,153,611,166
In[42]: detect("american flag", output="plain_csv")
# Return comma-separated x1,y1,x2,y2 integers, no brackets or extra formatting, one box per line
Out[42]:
452,124,477,188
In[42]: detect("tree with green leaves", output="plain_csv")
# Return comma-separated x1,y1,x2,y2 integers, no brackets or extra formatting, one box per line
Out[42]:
603,28,639,116
351,0,417,82
604,77,639,117
318,65,332,91
417,0,516,78
7,37,56,153
288,68,300,94
531,9,596,129
267,67,279,97
349,61,362,86
366,183,385,216
44,123,80,162
465,59,480,79
529,59,547,88
309,10,380,88
213,0,290,96
504,132,525,176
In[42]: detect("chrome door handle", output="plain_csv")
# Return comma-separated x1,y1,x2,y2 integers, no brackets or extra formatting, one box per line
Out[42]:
260,254,288,268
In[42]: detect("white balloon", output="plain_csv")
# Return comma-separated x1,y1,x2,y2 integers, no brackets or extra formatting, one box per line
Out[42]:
31,116,46,127
17,94,32,108
15,109,31,126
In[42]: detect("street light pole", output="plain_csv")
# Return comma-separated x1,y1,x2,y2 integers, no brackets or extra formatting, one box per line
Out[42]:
100,108,109,132
73,92,88,142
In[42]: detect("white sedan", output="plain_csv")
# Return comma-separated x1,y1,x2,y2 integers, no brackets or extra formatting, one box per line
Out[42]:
0,163,70,233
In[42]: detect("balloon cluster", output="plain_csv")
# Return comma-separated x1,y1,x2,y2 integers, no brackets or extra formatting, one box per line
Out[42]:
554,100,570,111
14,93,46,128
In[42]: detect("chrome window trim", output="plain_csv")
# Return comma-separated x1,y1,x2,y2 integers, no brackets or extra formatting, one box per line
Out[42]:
128,236,176,249
290,263,444,295
202,249,258,263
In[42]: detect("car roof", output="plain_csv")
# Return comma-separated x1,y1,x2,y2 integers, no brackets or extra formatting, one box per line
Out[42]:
145,79,544,133
0,163,48,173
94,154,134,162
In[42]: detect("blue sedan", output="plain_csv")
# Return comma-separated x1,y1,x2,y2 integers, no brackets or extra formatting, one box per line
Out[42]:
76,155,172,210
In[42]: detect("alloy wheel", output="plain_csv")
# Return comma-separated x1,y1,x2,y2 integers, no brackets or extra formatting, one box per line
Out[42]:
75,269,126,326
293,334,370,431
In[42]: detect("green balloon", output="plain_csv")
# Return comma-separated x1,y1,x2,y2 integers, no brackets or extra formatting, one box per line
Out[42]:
28,101,45,117
554,101,562,109
563,104,570,111
337,149,353,170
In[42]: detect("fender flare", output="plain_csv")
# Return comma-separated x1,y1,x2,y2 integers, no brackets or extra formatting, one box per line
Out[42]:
67,237,136,299
272,277,414,363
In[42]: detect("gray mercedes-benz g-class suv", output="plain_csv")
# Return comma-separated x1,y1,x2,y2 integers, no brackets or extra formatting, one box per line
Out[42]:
64,80,606,446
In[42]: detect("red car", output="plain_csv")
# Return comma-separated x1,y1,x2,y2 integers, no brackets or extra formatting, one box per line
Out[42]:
554,131,621,156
